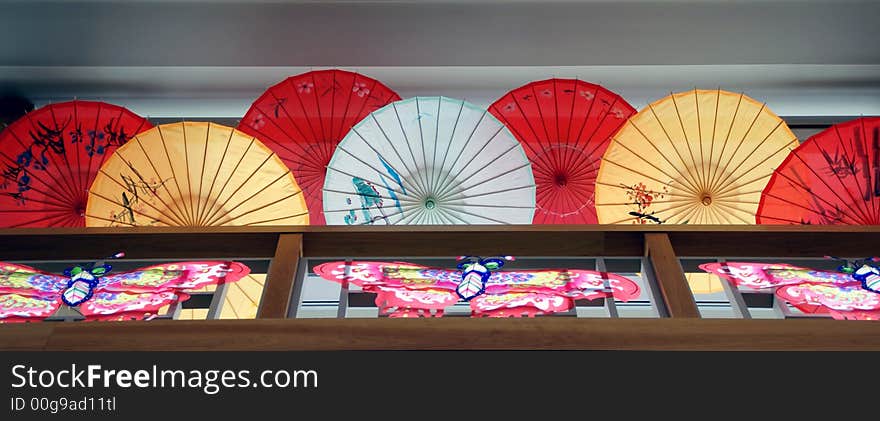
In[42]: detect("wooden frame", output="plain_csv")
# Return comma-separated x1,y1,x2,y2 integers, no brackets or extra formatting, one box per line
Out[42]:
2,225,880,350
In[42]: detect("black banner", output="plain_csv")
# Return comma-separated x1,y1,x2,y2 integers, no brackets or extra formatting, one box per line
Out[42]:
2,351,875,418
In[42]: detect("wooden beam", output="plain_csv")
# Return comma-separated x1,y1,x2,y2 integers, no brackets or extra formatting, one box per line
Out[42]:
257,234,303,319
3,318,878,351
644,233,700,318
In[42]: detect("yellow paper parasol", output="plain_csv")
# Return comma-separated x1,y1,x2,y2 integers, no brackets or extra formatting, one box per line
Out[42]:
595,89,797,224
177,274,267,320
86,122,309,226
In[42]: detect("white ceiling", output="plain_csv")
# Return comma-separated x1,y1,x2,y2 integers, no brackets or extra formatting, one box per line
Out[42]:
1,0,878,117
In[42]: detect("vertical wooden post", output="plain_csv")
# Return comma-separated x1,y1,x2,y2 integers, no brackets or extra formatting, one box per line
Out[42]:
257,234,303,319
644,233,700,318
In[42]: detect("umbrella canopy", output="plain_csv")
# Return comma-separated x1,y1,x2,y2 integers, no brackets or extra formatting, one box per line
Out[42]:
0,100,152,227
489,79,636,223
757,117,880,224
595,89,798,224
85,122,309,226
238,69,401,225
323,96,536,225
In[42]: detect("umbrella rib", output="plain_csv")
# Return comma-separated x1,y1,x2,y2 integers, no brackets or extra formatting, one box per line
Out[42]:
200,138,257,226
762,191,862,224
209,183,303,226
707,120,786,194
693,90,708,189
88,186,177,226
565,95,624,182
430,99,464,196
431,109,490,200
494,92,556,177
80,212,137,227
415,98,432,196
529,83,560,172
623,118,701,195
240,210,310,227
309,72,332,164
202,151,275,226
563,84,601,173
441,183,535,203
594,180,697,201
712,137,797,198
127,138,189,225
9,113,78,205
707,89,721,196
441,204,515,224
770,165,870,224
440,161,533,202
365,113,426,198
604,149,697,196
645,103,703,193
510,90,559,175
0,152,80,209
181,120,196,225
832,123,872,223
195,126,235,226
324,165,411,201
706,92,745,191
44,105,84,205
333,72,355,142
434,138,518,200
390,102,431,196
95,110,150,195
559,79,579,179
8,211,76,228
333,140,416,198
706,100,765,193
156,125,193,225
860,118,880,223
287,78,323,153
429,97,442,193
71,101,84,202
328,71,339,145
98,159,185,226
712,200,757,224
193,123,210,225
324,187,419,204
432,125,506,200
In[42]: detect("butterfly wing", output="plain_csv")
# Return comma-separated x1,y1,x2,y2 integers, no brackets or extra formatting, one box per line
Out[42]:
776,283,880,313
0,293,61,322
313,261,459,317
763,268,860,287
470,269,640,317
0,262,68,297
79,290,190,320
699,262,804,289
471,292,574,317
97,261,250,293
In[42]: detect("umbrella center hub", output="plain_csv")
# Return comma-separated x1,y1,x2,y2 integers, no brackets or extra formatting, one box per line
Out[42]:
554,173,568,187
700,194,712,206
424,198,436,210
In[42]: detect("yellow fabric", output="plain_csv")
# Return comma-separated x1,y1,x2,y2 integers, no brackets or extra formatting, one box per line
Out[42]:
178,274,266,320
86,122,308,226
596,90,798,224
685,273,725,294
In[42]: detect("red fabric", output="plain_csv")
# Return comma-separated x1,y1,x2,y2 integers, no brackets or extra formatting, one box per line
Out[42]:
237,70,401,225
489,79,635,224
757,117,880,224
0,101,152,227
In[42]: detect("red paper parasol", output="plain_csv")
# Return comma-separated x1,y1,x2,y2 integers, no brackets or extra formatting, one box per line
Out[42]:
238,69,401,225
757,117,880,224
489,79,636,223
0,100,152,227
